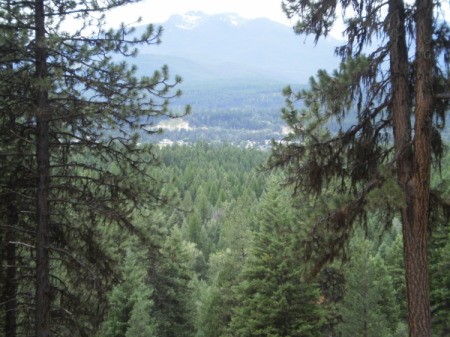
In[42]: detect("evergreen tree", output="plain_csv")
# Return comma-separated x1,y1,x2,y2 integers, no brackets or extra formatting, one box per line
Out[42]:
0,4,37,335
100,222,197,337
0,1,186,335
149,228,197,337
338,235,401,337
100,250,156,337
196,198,255,337
228,179,324,337
379,227,408,324
429,221,450,336
269,0,449,335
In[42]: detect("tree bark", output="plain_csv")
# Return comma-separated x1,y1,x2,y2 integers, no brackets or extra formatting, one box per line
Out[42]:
389,0,433,335
404,0,434,335
35,0,51,336
388,0,433,336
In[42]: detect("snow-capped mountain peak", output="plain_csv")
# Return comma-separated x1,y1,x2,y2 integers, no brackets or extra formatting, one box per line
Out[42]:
169,11,206,30
167,11,247,30
218,13,246,26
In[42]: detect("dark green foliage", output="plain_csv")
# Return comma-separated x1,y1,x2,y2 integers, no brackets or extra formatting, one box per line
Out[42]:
227,179,324,337
316,267,346,335
149,229,197,337
196,197,256,337
0,1,186,335
270,0,449,335
100,218,197,337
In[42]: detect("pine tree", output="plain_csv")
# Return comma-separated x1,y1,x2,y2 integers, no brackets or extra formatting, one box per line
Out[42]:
0,3,37,335
100,250,156,337
338,235,401,337
196,198,255,337
379,227,408,324
268,0,449,335
429,222,450,336
0,1,186,335
148,228,197,337
228,179,324,337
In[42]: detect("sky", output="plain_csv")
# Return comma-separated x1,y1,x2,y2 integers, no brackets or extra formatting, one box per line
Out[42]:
105,0,449,40
106,0,292,27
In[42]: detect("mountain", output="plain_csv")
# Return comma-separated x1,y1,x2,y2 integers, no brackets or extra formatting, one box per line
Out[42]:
133,11,341,84
128,12,343,145
127,13,450,145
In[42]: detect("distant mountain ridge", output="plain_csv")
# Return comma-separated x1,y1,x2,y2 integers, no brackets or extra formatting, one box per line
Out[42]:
133,11,341,84
166,11,246,30
128,12,343,144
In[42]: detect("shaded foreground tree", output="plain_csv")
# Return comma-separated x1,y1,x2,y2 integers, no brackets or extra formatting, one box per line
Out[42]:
0,0,186,336
268,0,449,336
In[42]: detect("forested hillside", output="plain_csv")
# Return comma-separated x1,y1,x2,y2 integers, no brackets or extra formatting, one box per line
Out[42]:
96,144,450,337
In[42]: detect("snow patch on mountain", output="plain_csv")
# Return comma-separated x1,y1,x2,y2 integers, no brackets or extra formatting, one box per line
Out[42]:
172,11,205,30
167,11,247,30
219,13,246,26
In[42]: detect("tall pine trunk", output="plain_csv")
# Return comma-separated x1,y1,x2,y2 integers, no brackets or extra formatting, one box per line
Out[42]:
405,0,434,335
390,0,433,335
35,0,51,336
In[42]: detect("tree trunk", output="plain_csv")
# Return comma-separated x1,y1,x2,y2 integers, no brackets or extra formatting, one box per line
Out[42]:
388,0,432,336
404,0,435,335
35,0,51,336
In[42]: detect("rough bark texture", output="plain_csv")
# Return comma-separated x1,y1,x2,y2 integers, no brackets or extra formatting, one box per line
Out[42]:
35,0,51,336
389,0,433,335
405,0,434,335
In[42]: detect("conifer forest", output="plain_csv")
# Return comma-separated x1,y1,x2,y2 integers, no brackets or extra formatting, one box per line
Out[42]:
0,1,449,337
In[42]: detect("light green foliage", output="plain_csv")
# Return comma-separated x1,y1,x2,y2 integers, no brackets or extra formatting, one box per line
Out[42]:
227,179,324,337
429,155,450,336
196,250,243,337
125,298,156,337
100,227,198,337
196,199,255,337
338,234,401,337
379,226,408,321
156,143,268,258
429,225,450,336
100,250,156,337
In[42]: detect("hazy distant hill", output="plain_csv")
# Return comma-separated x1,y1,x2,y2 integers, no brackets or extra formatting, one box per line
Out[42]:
127,13,450,145
129,12,343,144
134,11,341,84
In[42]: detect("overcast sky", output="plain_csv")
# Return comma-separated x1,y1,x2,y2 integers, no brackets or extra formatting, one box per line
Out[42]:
106,0,292,27
105,0,449,40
